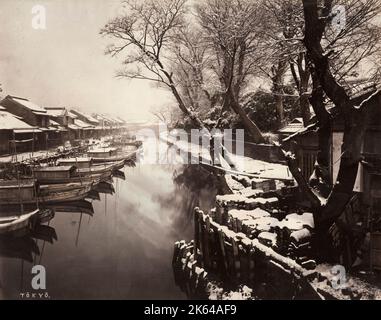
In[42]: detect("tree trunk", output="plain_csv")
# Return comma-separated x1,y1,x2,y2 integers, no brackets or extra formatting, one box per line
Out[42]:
319,110,368,224
272,60,288,128
308,70,332,196
221,50,265,144
299,69,311,126
302,0,370,225
230,96,265,144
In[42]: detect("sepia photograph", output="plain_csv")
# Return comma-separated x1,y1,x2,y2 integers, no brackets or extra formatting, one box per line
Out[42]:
0,0,381,304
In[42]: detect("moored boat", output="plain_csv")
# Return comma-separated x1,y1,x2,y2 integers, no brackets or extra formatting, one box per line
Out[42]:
0,179,36,204
39,181,93,195
87,147,136,163
75,162,116,176
32,165,106,184
37,184,92,204
0,177,92,205
56,157,93,168
0,209,39,234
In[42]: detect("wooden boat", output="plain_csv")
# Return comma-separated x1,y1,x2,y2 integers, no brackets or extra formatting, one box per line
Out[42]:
0,210,39,234
39,181,93,195
76,162,117,176
56,157,93,168
0,179,36,204
0,178,92,205
57,157,124,172
37,184,92,204
32,165,107,184
87,147,136,163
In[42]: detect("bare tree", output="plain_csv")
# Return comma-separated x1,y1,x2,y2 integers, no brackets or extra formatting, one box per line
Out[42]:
100,0,204,128
169,25,215,118
263,0,312,126
195,0,266,143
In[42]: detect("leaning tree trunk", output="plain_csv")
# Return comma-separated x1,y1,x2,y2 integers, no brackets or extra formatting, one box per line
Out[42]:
221,52,265,144
229,95,265,144
302,0,370,225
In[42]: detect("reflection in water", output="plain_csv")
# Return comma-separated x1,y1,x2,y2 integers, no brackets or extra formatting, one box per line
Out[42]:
0,163,218,299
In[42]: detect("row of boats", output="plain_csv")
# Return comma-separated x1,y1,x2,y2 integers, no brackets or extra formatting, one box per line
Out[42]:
0,145,138,235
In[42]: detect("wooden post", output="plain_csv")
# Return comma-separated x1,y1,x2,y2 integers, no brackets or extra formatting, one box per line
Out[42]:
203,215,211,269
231,236,240,279
194,208,200,262
218,228,228,276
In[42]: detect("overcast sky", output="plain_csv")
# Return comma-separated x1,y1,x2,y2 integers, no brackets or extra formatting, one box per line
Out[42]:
0,0,172,122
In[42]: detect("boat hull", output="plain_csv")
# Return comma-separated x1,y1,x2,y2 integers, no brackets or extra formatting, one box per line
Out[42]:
36,173,106,185
0,184,92,205
0,210,39,234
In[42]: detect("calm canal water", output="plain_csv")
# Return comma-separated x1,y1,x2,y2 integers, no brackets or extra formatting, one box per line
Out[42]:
0,163,218,299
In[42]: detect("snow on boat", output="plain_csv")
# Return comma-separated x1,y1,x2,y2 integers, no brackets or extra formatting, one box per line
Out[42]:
0,209,39,234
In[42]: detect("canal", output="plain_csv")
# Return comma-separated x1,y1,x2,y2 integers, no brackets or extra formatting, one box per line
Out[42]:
0,162,219,299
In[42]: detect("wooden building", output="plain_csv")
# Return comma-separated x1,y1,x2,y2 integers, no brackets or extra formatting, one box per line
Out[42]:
0,95,52,150
0,107,40,155
279,118,318,180
281,84,381,268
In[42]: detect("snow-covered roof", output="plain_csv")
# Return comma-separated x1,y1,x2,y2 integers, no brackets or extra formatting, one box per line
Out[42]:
344,80,379,99
68,111,78,119
45,107,67,117
9,96,46,114
96,114,116,124
49,119,60,126
74,119,93,129
0,111,36,130
116,116,126,124
49,119,67,132
278,121,304,134
68,124,80,130
71,109,100,124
